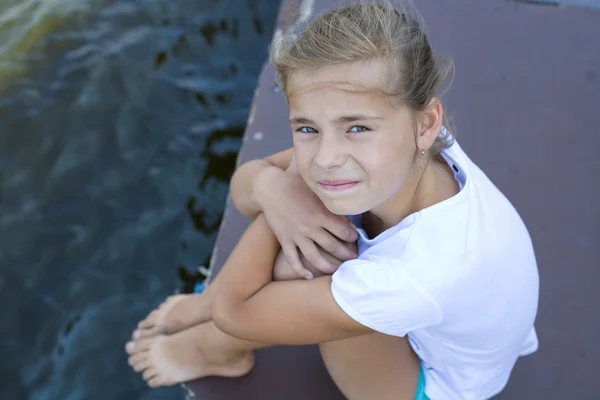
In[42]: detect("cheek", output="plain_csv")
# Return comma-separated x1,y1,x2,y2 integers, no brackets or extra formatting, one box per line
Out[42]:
360,141,413,186
292,143,313,178
364,137,409,168
369,157,406,183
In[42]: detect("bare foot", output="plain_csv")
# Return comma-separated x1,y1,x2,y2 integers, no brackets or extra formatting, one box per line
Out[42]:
133,294,210,339
126,322,254,387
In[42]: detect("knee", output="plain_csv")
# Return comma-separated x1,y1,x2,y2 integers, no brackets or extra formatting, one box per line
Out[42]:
273,249,326,281
273,250,298,281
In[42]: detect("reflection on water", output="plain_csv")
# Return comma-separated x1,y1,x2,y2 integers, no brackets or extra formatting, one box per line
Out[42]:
0,0,278,398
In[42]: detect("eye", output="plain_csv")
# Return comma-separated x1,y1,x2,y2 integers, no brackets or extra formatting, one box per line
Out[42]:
349,125,370,133
296,126,318,134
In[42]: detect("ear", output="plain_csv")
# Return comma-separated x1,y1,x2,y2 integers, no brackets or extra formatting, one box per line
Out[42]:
416,98,443,150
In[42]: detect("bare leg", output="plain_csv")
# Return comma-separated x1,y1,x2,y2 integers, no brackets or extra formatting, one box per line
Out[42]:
320,334,420,400
126,320,270,387
133,231,356,338
127,241,421,396
134,277,220,338
126,259,281,387
127,313,421,397
133,246,328,339
127,287,419,397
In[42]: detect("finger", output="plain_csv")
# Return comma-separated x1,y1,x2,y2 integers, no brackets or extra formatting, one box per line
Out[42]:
281,244,314,280
298,252,327,278
324,216,358,243
312,228,357,261
319,244,359,272
297,237,336,274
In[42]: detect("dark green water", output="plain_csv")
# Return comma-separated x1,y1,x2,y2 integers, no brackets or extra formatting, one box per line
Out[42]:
0,0,279,398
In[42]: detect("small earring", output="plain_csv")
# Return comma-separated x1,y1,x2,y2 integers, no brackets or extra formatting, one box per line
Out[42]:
416,149,427,167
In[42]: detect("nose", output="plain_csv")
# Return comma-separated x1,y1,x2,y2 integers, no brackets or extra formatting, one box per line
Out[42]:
314,135,345,170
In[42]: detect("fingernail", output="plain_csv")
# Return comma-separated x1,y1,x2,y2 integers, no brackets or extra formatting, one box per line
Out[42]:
134,330,141,340
304,273,313,280
126,342,135,352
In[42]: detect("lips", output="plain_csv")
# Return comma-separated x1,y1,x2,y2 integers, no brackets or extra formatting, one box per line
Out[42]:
317,179,360,191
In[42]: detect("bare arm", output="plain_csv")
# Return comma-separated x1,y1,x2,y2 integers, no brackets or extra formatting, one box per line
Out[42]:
273,241,357,281
229,146,357,278
229,148,293,219
212,213,371,345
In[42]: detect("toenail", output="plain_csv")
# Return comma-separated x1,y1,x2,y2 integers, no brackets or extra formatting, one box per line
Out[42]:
126,342,135,352
134,330,141,340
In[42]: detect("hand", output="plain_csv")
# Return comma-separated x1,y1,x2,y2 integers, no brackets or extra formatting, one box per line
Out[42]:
253,164,358,279
273,243,357,281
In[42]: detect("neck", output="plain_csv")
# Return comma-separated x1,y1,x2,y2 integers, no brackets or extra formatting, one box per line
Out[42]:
363,156,458,238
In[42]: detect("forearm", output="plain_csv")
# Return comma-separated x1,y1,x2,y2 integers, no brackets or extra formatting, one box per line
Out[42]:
212,214,280,327
201,247,301,317
211,213,370,344
193,242,271,325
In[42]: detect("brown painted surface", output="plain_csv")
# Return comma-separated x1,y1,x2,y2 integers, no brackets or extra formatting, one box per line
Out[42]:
186,0,600,398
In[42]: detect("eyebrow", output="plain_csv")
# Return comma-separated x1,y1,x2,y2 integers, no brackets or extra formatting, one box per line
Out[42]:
289,115,383,125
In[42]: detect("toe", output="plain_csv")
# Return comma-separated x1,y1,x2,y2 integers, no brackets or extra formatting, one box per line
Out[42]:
138,311,158,329
133,358,153,373
143,367,159,382
148,376,165,388
135,338,153,352
131,330,142,341
128,352,147,367
125,341,135,354
126,338,152,354
139,327,160,339
132,328,157,340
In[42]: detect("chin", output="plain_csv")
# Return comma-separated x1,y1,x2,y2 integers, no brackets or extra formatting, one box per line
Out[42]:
322,198,369,217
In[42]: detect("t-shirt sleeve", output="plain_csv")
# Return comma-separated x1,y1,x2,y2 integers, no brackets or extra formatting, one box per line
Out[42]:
331,259,443,337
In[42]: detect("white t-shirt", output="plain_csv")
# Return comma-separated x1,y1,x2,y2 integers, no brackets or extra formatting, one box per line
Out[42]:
331,138,539,400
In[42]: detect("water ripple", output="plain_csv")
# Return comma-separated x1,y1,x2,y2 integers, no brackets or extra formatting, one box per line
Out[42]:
0,0,279,398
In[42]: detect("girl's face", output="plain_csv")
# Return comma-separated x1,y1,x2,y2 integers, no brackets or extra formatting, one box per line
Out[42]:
287,60,420,216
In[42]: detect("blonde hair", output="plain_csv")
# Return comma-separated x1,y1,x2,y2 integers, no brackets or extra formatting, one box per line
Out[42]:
270,0,454,154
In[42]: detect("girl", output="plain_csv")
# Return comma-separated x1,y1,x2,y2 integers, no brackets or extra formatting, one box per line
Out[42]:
126,2,539,399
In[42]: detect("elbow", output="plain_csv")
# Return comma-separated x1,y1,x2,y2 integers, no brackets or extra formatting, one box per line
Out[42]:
229,173,250,218
229,161,264,219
